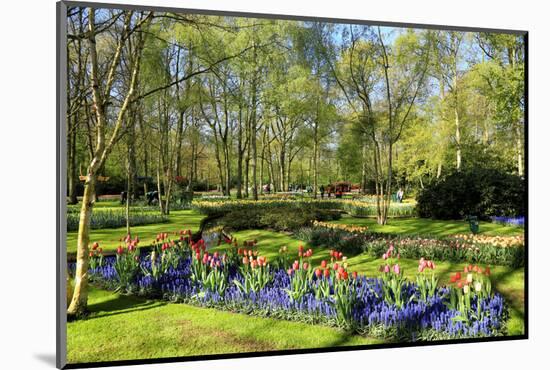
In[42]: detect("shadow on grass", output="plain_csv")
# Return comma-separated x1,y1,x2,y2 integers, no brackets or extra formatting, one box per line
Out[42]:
87,294,166,320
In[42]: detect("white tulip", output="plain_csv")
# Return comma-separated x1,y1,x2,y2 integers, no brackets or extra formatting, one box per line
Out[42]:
474,281,482,292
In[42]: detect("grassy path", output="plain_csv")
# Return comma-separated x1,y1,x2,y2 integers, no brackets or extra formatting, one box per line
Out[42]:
67,287,380,364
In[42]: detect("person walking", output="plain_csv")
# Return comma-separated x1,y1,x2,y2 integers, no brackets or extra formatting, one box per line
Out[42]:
397,187,404,203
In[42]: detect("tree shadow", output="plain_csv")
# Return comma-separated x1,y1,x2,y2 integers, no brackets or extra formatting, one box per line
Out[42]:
86,294,166,320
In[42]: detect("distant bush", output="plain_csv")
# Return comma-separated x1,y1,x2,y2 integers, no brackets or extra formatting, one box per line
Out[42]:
416,168,524,220
217,208,340,232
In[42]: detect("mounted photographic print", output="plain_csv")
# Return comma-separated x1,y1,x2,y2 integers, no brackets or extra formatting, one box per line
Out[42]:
56,1,527,368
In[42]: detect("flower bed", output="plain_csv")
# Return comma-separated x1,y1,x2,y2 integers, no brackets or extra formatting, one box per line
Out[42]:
192,198,416,221
491,216,525,228
66,208,168,231
72,234,509,342
296,226,525,267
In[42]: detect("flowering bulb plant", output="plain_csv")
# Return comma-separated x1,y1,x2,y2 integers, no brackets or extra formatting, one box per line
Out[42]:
113,235,141,291
273,245,291,270
331,260,358,328
190,244,229,296
379,244,408,308
88,242,104,271
285,246,314,302
447,264,493,322
415,257,439,302
234,255,271,294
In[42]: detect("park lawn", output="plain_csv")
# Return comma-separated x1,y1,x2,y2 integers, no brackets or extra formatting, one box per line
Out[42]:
332,215,524,237
66,209,205,253
215,229,525,336
67,287,381,364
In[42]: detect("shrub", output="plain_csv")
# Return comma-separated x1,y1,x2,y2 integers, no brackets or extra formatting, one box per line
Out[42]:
416,168,524,220
215,207,340,232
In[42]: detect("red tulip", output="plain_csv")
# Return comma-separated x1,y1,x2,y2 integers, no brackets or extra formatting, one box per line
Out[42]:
333,263,339,271
303,262,309,270
352,271,358,279
242,256,249,265
89,251,94,257
321,260,327,268
324,269,330,278
92,242,99,250
293,260,300,271
484,266,491,276
116,246,124,255
315,268,322,278
342,271,349,280
338,266,345,275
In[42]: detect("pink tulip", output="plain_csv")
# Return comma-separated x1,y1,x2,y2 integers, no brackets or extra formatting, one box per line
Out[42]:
393,264,400,274
383,265,390,273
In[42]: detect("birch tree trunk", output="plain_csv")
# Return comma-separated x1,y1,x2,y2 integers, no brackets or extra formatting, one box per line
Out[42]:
68,9,152,316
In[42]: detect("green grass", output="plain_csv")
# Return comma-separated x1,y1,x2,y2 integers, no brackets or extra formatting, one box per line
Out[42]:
214,229,524,336
67,287,381,364
332,215,524,237
66,209,205,253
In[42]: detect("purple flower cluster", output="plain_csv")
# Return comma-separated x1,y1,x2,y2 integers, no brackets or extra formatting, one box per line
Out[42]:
491,216,525,227
73,256,507,340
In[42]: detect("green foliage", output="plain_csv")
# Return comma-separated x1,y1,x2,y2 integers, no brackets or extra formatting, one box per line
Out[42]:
67,207,168,231
299,226,524,267
416,168,524,220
